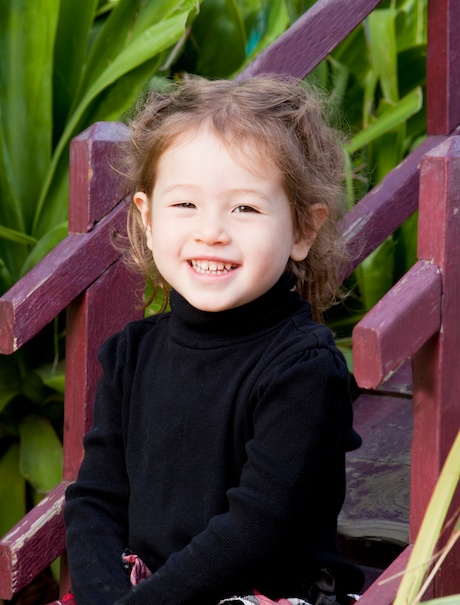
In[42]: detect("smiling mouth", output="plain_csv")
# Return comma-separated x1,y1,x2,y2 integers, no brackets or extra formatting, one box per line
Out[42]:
189,260,238,275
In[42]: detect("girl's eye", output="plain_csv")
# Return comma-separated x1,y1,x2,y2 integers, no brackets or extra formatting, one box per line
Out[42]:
233,205,258,213
173,202,196,209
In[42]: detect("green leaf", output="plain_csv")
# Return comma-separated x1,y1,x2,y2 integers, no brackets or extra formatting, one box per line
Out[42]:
355,238,395,311
393,211,419,282
366,7,399,102
0,356,22,414
192,0,247,78
239,0,290,70
84,57,165,125
53,0,99,139
0,0,59,231
396,0,426,49
422,597,460,605
20,221,68,277
346,87,423,154
336,340,354,374
33,6,197,238
394,431,460,605
0,224,37,246
19,415,63,494
0,444,26,538
398,43,426,98
75,0,196,106
36,361,66,395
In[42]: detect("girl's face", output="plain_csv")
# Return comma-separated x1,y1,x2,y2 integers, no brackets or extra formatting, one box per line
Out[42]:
134,127,324,312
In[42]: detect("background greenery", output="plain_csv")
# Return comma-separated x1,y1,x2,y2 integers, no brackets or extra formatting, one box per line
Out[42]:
0,0,427,565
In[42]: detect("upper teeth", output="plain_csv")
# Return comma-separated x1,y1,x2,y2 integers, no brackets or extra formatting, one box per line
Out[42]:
191,260,235,274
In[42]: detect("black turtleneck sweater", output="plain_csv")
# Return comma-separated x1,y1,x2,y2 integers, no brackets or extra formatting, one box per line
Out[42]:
64,276,364,605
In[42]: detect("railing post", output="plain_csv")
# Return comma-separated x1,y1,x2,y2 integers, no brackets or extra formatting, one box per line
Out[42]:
411,136,460,595
64,122,144,484
427,0,460,135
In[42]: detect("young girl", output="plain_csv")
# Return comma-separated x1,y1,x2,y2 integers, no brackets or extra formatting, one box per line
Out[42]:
64,76,364,605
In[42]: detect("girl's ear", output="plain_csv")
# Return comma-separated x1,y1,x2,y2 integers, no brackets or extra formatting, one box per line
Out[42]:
290,204,328,262
134,191,153,251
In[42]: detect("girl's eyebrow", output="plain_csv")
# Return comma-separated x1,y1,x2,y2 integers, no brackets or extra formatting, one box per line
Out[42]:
161,184,272,202
161,183,200,195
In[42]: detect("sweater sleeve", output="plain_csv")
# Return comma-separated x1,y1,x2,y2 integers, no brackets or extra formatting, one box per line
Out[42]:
64,333,132,605
114,343,352,605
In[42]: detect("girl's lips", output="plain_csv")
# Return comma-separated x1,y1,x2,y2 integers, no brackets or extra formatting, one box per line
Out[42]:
188,259,239,275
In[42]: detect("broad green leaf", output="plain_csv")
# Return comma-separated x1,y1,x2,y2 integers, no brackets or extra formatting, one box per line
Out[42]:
336,341,353,374
347,87,422,154
53,0,99,138
0,123,24,233
396,0,426,48
394,211,418,282
332,20,369,81
85,11,193,117
0,0,59,231
394,431,460,605
0,224,37,246
326,56,350,109
75,0,196,106
366,8,399,103
19,415,63,494
372,129,405,183
0,444,26,538
239,0,290,70
0,356,21,414
36,361,66,396
73,0,148,102
194,0,247,78
398,44,426,98
32,150,70,240
33,8,196,238
96,0,119,18
20,221,68,277
0,256,14,292
0,144,29,279
84,57,165,125
422,597,460,605
355,238,395,311
362,69,379,129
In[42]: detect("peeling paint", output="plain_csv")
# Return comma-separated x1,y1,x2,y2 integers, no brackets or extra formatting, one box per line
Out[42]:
341,214,371,239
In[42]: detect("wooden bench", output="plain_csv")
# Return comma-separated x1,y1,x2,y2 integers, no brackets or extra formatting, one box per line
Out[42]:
1,0,459,602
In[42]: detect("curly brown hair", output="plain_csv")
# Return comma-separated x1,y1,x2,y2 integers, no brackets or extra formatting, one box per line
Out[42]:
120,75,349,321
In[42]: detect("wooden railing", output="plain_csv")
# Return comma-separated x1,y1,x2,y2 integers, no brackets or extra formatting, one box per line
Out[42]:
0,0,459,602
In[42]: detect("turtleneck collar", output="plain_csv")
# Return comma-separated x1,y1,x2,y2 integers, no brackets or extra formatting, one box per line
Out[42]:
168,273,310,348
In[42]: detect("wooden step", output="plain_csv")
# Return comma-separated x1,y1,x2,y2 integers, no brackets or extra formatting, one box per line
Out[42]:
339,388,412,569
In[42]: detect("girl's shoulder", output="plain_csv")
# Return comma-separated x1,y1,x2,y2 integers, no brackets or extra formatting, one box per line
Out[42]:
97,312,171,369
260,307,348,381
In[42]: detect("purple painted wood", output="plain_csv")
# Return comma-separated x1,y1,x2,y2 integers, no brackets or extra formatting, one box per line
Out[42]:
357,546,413,605
375,361,413,398
238,0,381,80
352,260,441,389
0,203,126,355
0,481,70,599
69,122,129,233
427,0,460,135
64,260,143,481
411,136,460,594
340,136,445,279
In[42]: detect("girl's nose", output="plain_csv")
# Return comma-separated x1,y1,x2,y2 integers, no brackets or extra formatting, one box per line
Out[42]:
193,215,230,246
